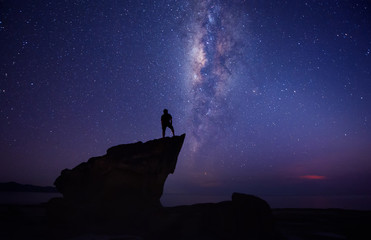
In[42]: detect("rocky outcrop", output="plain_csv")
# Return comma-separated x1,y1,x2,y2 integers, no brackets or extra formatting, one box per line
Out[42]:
150,193,274,240
48,134,276,239
50,134,185,220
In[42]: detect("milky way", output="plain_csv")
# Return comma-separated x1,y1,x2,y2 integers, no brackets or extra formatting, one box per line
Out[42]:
184,0,245,153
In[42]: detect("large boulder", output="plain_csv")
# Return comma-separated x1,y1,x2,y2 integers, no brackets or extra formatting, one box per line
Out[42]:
50,134,185,221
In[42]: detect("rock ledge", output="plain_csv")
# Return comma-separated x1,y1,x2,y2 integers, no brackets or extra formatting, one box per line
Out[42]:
52,134,185,214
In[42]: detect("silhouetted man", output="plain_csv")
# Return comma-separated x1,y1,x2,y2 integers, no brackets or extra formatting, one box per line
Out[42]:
161,109,174,138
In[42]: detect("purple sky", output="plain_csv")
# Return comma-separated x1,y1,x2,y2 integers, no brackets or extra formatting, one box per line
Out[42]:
1,1,371,201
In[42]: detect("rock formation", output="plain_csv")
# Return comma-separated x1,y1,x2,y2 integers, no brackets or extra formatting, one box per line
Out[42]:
150,193,274,240
48,133,276,239
49,134,185,221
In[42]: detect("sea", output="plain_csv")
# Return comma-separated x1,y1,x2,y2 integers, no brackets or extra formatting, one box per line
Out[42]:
1,192,371,210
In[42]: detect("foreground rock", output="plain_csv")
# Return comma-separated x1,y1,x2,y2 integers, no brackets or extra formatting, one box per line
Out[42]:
3,203,371,240
47,134,276,239
47,192,275,239
48,134,185,223
150,193,275,240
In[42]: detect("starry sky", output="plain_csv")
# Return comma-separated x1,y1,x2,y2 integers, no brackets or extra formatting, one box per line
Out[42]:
1,1,371,201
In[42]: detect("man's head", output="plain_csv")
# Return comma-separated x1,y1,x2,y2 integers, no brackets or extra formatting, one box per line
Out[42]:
163,109,168,114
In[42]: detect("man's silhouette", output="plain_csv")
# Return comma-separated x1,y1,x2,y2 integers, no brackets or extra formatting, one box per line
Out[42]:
161,109,175,138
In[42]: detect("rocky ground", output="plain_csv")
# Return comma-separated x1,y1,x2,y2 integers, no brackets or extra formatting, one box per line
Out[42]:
3,136,369,239
1,203,370,240
273,208,371,240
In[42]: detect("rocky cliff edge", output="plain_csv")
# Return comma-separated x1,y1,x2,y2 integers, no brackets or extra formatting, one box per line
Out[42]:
52,134,185,211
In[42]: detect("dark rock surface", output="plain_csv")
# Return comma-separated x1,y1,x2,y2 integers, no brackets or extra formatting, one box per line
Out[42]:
2,203,371,240
149,193,275,240
47,192,275,239
49,134,185,222
47,134,277,239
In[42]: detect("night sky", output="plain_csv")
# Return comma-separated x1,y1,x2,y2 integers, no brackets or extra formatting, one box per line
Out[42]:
1,1,371,202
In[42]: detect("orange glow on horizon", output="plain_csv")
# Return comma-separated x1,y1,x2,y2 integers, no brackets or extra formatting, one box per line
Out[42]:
299,175,326,180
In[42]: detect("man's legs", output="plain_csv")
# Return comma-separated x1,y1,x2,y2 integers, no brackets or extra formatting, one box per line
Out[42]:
162,126,166,138
169,125,175,136
162,125,174,137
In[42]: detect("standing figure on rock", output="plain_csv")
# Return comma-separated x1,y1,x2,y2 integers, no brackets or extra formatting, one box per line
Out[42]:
161,109,175,138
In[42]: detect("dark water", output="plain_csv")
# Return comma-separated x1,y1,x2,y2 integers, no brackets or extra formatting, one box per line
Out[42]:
0,192,62,205
1,192,370,210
